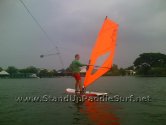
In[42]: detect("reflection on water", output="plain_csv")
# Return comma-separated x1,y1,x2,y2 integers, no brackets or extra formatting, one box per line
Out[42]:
72,99,120,125
72,101,84,125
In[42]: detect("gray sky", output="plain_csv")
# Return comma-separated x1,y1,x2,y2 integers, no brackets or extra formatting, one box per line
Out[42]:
0,0,166,70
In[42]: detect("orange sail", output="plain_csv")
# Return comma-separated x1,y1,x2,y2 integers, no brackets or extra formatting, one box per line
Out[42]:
84,17,118,87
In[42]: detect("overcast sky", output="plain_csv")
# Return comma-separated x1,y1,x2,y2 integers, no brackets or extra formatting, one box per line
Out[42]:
0,0,166,70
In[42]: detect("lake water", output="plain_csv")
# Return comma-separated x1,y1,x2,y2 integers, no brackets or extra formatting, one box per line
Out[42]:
0,77,166,125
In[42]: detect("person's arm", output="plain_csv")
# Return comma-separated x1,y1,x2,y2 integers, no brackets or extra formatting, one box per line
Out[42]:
76,61,87,67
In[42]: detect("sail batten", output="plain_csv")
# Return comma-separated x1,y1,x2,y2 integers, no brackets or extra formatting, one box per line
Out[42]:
83,17,118,87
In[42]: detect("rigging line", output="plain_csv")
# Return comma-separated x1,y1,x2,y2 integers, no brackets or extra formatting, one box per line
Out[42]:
18,0,64,69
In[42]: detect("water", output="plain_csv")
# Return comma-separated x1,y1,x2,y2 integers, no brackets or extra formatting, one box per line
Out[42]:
0,77,166,125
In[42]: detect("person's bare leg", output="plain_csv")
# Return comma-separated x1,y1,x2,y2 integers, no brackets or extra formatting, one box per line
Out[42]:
75,80,79,93
78,80,82,92
75,82,77,91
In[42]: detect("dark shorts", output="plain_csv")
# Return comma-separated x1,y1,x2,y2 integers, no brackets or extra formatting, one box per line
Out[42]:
73,73,81,81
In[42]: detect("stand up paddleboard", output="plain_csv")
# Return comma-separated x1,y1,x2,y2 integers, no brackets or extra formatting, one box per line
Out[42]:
66,88,107,97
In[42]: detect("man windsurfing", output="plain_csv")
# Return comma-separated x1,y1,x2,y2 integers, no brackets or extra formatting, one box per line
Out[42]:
69,54,87,93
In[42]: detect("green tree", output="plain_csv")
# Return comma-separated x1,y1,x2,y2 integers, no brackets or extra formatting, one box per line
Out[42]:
134,53,166,75
19,68,27,73
119,68,126,76
52,69,58,76
47,70,58,77
109,64,120,76
0,67,3,72
39,69,49,77
134,53,166,67
136,63,151,75
6,66,18,74
25,66,39,74
19,66,39,74
126,66,134,70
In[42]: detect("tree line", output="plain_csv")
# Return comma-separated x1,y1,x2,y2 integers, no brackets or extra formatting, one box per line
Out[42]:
0,64,127,78
0,66,59,78
133,53,166,76
1,52,166,77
